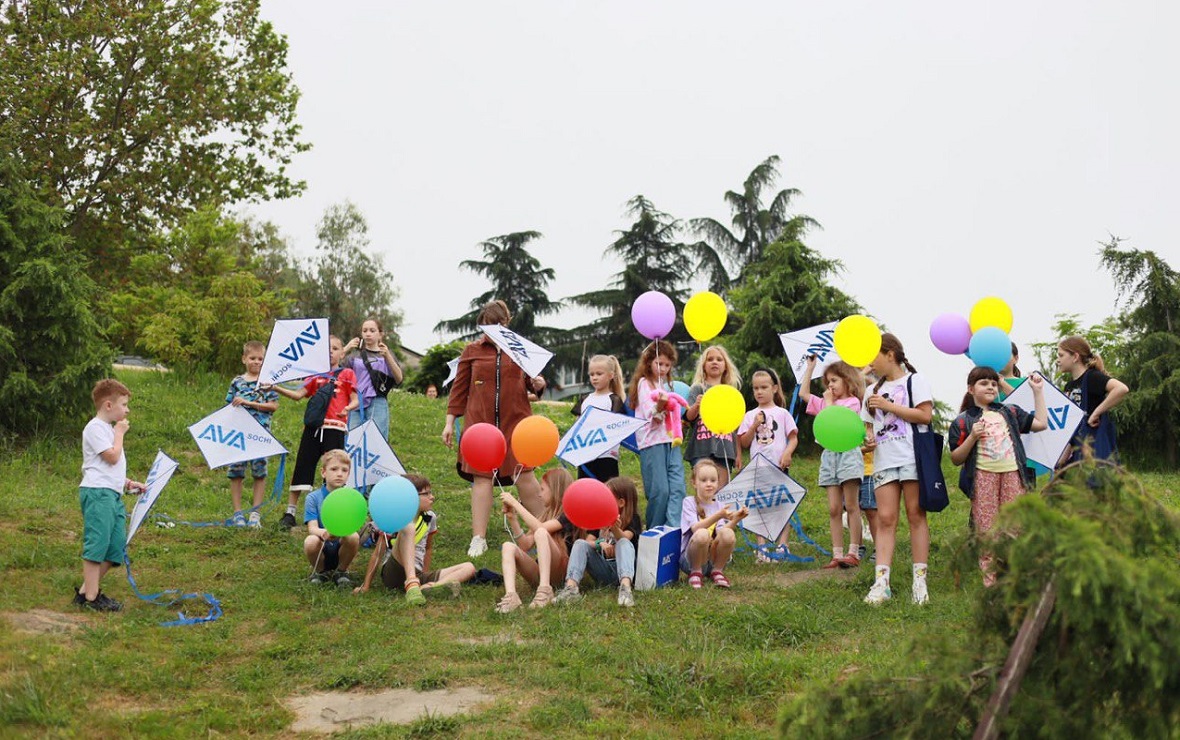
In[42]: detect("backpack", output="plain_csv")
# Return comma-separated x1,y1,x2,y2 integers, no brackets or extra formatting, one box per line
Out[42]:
303,371,341,428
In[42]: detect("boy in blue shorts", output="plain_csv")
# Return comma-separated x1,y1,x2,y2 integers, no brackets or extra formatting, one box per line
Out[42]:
225,340,279,528
75,379,145,612
302,450,361,586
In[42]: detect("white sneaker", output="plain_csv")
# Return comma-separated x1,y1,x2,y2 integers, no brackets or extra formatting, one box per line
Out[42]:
247,511,261,529
864,577,892,605
467,535,488,558
912,576,929,605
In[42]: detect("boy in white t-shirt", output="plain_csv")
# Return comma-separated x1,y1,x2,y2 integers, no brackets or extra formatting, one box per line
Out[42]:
75,379,145,612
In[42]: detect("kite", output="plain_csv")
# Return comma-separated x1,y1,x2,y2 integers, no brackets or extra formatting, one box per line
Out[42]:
259,317,331,385
479,324,554,379
1002,375,1085,470
345,420,407,489
715,452,808,543
126,450,179,545
557,406,648,468
779,321,840,382
188,405,288,470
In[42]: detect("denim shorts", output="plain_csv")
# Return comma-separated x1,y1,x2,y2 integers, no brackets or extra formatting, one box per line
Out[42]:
818,449,865,487
226,458,267,480
679,552,715,576
858,477,877,511
872,462,919,488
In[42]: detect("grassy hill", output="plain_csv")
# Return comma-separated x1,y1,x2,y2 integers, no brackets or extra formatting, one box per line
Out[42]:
0,369,1174,737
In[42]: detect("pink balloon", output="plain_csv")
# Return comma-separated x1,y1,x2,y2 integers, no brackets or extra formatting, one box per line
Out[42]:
929,313,972,355
630,291,676,339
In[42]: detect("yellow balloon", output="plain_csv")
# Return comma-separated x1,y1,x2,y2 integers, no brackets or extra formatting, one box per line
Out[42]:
699,384,745,435
833,315,882,367
969,296,1013,334
683,291,728,342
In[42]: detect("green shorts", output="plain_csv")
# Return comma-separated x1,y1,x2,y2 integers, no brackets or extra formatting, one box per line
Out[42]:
80,486,127,564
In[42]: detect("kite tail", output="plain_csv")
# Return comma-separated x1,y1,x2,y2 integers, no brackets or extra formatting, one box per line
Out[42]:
123,550,222,627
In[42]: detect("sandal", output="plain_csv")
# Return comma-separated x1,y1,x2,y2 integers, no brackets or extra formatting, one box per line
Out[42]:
688,571,703,589
494,591,522,614
529,584,554,608
710,571,731,588
822,558,842,570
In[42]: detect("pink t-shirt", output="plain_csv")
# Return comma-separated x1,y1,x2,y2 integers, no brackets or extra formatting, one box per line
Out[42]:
804,394,862,416
634,377,675,449
738,405,798,466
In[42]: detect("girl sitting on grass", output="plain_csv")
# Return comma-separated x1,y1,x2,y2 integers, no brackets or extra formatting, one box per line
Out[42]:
496,468,578,613
680,460,748,589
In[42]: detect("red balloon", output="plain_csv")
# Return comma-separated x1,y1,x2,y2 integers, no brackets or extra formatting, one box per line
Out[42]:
562,479,618,530
460,422,507,473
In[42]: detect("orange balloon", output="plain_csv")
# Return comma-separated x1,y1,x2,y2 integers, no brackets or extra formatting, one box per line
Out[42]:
511,415,560,468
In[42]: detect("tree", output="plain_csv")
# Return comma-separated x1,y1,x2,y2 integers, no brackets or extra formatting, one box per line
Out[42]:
404,340,466,395
690,156,820,292
435,231,562,341
0,154,110,435
297,202,402,342
0,0,308,285
563,196,693,373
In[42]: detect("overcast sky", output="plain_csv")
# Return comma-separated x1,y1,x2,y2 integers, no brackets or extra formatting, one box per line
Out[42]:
251,1,1179,405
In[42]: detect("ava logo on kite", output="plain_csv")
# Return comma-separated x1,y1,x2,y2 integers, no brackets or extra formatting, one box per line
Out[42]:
344,420,406,489
126,450,180,545
188,405,288,470
259,317,331,385
557,406,647,467
715,453,808,544
479,324,554,378
779,321,839,378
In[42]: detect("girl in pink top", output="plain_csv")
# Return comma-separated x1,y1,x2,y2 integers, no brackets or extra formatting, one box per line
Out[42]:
800,357,866,569
627,340,687,530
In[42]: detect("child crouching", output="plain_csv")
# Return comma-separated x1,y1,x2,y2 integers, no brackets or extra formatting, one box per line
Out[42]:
302,450,361,586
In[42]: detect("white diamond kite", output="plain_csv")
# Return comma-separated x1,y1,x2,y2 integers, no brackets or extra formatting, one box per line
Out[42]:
557,406,648,468
478,324,554,379
126,450,180,545
779,321,839,382
259,317,331,385
1002,375,1084,470
714,452,808,542
345,420,407,489
188,405,288,470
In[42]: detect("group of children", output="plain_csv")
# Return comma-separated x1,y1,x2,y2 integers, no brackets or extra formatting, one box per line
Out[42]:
73,323,1126,613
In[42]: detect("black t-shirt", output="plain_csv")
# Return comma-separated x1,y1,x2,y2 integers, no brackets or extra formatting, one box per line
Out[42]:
557,513,597,553
1065,369,1109,414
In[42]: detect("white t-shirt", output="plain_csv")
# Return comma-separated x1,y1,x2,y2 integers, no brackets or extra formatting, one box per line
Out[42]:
80,416,126,491
860,373,933,471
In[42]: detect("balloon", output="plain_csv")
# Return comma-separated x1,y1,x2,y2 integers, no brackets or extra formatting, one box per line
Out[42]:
631,291,676,339
699,385,745,435
511,415,559,468
562,478,618,529
367,476,419,534
812,405,866,453
929,313,972,355
683,291,727,342
671,380,691,399
833,315,882,367
969,296,1013,334
968,326,1012,371
319,487,367,537
459,422,507,473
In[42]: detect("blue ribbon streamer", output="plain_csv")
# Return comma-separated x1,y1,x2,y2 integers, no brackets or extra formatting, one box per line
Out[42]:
123,550,222,627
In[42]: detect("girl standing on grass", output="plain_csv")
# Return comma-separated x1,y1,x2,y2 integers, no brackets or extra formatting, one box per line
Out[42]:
737,368,797,562
1057,336,1128,465
554,477,644,607
680,460,748,589
570,354,626,481
799,357,865,569
496,468,578,613
948,367,1048,586
683,345,743,488
343,318,403,441
860,333,934,606
628,340,687,529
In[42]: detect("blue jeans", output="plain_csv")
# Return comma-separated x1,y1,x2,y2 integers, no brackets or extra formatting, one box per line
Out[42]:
639,442,687,529
348,395,389,440
565,538,636,586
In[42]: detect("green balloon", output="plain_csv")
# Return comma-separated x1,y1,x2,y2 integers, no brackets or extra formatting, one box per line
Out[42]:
320,487,367,537
813,405,866,453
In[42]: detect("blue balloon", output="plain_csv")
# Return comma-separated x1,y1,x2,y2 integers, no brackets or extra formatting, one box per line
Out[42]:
368,475,419,534
968,326,1011,372
672,380,691,399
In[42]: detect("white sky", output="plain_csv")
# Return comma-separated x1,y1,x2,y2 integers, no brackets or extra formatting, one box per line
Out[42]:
250,1,1179,405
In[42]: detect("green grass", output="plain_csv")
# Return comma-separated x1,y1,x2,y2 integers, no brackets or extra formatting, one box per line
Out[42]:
0,369,1175,738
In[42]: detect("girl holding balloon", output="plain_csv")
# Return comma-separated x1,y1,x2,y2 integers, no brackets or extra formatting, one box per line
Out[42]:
495,468,578,612
737,368,798,562
860,333,934,605
628,340,688,529
683,346,743,488
800,357,865,569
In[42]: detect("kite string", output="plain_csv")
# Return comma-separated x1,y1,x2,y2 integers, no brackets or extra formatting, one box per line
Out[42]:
123,549,222,627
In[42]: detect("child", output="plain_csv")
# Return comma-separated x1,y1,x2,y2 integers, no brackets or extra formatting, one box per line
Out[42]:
860,333,934,605
353,474,477,605
74,379,145,612
224,341,279,528
997,342,1023,400
425,384,439,399
800,357,865,568
554,476,644,607
683,345,743,487
628,340,688,529
680,460,749,589
948,367,1048,585
270,336,359,529
302,450,361,586
737,368,798,561
570,354,626,480
496,468,578,612
342,318,403,441
1057,336,1128,465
